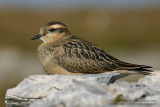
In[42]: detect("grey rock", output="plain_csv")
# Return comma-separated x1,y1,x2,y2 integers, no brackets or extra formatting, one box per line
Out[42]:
5,71,160,107
5,72,120,107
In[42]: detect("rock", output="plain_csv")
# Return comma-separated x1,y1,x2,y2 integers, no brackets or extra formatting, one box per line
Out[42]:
5,72,121,107
5,71,160,107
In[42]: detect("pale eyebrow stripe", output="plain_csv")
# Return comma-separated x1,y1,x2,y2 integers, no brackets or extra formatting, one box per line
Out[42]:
48,24,66,29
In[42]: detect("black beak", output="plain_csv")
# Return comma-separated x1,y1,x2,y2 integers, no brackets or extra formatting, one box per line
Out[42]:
31,34,42,40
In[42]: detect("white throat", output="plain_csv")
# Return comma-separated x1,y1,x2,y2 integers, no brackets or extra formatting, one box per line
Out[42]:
40,38,46,43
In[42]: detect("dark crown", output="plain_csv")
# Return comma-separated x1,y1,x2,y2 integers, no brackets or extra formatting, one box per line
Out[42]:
44,21,67,27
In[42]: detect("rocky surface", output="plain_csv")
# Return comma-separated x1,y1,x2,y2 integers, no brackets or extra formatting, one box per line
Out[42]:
5,71,160,107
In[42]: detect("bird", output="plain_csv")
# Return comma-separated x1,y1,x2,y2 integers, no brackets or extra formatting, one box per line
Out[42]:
31,21,152,75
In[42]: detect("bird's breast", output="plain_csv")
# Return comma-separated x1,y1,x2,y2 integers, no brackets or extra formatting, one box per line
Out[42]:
38,44,52,60
38,43,65,67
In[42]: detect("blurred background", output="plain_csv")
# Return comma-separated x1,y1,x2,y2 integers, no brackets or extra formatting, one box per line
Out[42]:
0,0,160,106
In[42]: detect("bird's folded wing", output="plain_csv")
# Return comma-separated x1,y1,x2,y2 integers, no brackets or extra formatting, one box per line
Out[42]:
55,37,119,73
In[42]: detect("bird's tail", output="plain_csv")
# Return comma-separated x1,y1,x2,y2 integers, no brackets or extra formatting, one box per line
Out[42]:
115,61,152,74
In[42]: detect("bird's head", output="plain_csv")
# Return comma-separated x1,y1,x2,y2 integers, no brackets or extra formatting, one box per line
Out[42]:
31,21,71,43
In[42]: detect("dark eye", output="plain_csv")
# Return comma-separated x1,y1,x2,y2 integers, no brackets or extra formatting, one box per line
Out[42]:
49,28,56,32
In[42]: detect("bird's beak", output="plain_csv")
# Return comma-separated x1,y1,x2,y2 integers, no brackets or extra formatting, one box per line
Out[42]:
31,34,42,40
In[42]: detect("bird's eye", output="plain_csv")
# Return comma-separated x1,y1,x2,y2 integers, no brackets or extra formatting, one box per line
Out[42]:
49,28,56,32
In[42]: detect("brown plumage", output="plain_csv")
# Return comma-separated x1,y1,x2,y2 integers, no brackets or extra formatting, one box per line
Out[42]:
31,21,152,75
